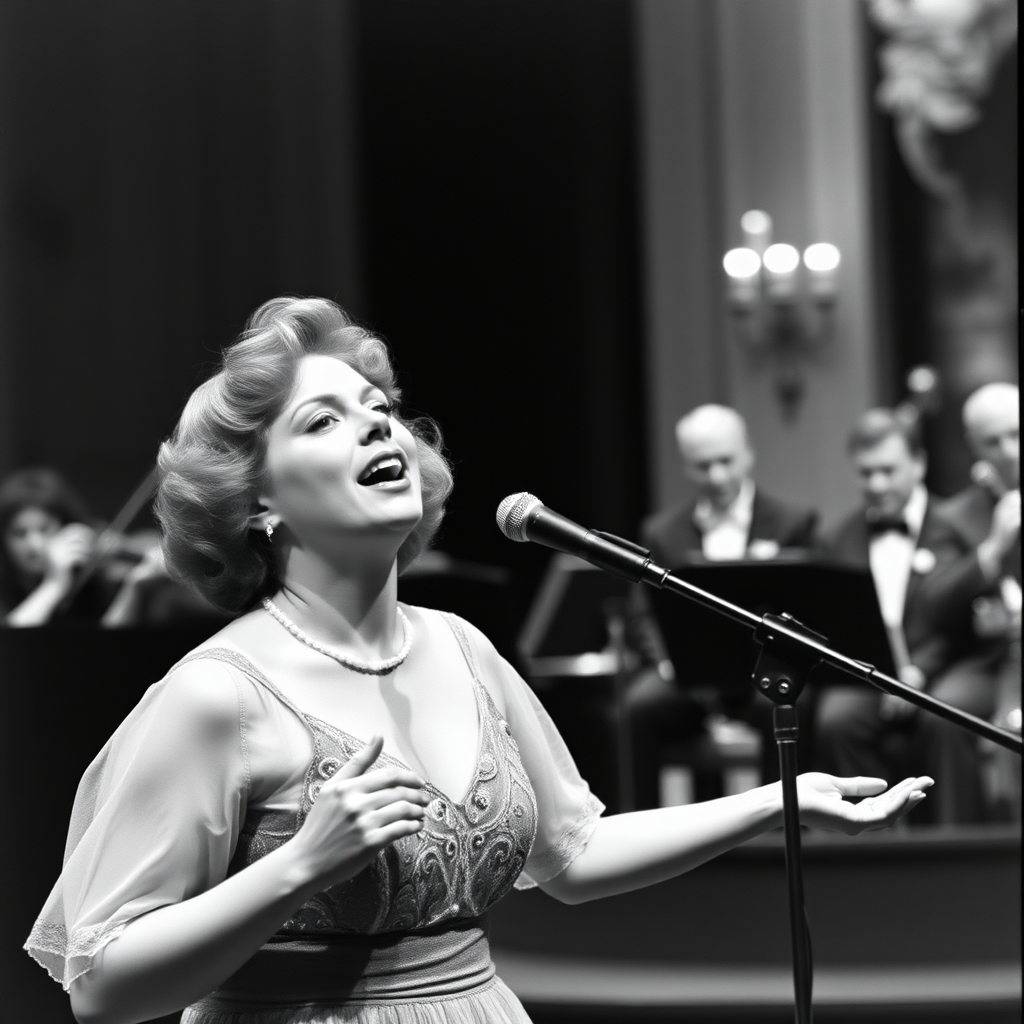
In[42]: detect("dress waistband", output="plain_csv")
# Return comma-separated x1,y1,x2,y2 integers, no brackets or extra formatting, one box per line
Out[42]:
191,917,495,1011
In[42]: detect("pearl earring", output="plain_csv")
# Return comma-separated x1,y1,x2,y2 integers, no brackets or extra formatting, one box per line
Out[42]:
265,522,275,542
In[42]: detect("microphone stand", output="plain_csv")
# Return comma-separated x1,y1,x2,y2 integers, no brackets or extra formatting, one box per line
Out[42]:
587,532,1023,1024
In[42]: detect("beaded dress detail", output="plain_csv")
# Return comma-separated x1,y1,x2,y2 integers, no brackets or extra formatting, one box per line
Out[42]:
179,612,540,1023
222,617,538,935
26,608,604,1024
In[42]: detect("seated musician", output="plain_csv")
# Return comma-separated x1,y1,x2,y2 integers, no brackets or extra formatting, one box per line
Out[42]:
0,467,227,629
915,383,1020,821
0,468,114,626
814,407,1003,823
625,405,818,809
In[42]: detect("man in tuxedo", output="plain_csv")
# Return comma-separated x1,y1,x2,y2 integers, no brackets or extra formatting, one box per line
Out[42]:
914,383,1020,821
625,405,818,809
814,407,997,822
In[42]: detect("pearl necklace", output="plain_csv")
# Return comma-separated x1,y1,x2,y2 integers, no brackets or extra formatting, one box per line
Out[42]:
262,598,412,676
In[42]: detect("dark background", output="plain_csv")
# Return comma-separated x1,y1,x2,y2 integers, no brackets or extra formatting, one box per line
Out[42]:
0,0,645,627
0,4,1017,1022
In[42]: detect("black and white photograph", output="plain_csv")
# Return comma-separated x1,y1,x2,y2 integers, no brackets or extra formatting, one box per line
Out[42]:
0,2,1018,1022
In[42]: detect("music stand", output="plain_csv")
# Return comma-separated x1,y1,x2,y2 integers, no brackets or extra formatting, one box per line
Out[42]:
518,552,630,676
645,556,898,703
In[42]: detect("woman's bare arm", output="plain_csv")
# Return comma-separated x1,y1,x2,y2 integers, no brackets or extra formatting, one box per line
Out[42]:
70,738,428,1024
541,774,931,905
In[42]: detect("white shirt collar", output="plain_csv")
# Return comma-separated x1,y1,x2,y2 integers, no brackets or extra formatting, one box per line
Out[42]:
694,478,755,533
903,484,928,539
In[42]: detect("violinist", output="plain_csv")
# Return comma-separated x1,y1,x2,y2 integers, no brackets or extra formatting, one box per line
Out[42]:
0,468,114,626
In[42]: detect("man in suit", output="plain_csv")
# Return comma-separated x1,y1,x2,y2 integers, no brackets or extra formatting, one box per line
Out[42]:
625,405,818,809
814,407,997,822
914,383,1020,821
642,404,818,564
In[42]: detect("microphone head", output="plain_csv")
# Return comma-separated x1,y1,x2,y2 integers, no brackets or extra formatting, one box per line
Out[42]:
496,492,543,542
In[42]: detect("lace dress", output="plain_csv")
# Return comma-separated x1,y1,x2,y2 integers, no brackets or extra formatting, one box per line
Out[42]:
25,609,604,1023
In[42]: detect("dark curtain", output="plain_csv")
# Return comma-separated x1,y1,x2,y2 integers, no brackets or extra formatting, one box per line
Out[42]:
0,0,645,622
352,0,645,614
0,0,364,518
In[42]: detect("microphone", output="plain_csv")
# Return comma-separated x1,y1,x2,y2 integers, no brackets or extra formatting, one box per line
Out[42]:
495,492,661,584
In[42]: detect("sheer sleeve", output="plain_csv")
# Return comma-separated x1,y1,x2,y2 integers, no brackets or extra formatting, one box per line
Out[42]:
24,657,250,990
456,617,605,890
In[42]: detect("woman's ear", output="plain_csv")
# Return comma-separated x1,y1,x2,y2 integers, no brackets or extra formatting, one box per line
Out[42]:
248,502,279,538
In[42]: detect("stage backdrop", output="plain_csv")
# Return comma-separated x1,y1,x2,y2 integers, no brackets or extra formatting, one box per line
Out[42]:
0,0,646,624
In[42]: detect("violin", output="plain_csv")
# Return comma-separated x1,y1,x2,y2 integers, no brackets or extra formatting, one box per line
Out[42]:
57,467,161,611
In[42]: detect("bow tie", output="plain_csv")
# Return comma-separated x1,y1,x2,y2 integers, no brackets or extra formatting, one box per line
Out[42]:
868,515,909,536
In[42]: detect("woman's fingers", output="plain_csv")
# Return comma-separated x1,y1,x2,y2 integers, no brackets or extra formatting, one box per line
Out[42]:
344,766,426,796
797,773,934,834
334,736,386,781
330,742,426,793
365,800,429,832
830,776,889,798
855,776,933,827
359,785,431,813
371,818,427,848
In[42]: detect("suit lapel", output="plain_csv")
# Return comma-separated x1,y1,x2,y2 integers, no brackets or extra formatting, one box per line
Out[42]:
666,503,702,563
843,515,871,567
904,493,937,620
748,489,774,543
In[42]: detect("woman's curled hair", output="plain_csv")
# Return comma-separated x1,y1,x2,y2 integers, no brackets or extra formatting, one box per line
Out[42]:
155,297,454,613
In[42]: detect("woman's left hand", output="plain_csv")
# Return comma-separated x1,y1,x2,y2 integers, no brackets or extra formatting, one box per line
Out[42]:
795,773,933,834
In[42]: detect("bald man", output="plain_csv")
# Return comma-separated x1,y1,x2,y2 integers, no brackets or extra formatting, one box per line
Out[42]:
624,405,818,810
642,405,818,564
911,383,1021,822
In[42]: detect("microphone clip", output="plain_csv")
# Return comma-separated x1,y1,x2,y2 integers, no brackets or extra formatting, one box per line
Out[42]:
589,531,651,560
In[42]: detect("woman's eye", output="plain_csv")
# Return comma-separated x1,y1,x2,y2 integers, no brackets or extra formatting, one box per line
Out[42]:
306,414,336,433
370,400,394,416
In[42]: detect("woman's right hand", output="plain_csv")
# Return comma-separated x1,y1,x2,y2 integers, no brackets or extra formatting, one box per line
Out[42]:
43,522,95,585
290,736,430,889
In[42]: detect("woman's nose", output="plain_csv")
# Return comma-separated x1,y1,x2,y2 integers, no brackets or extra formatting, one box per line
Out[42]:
359,406,392,443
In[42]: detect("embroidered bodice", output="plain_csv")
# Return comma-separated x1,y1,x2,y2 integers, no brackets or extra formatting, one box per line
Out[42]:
222,619,539,935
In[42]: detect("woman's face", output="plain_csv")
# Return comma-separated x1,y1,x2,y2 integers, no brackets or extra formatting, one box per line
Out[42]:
260,355,422,560
5,505,62,578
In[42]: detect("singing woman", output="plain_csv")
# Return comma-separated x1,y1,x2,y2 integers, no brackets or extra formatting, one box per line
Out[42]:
26,296,932,1024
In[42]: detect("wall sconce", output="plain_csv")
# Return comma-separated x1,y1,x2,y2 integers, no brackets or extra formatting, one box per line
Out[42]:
723,210,840,419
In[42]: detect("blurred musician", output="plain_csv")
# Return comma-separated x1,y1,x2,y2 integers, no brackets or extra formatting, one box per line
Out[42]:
0,466,220,629
643,405,818,564
915,382,1020,821
0,468,113,626
813,408,994,822
625,405,818,810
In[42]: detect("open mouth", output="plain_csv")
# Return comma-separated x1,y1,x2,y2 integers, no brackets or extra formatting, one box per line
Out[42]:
358,454,406,487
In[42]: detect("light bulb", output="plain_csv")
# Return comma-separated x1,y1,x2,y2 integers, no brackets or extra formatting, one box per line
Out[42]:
722,248,761,308
740,210,772,236
803,243,840,273
803,242,840,300
740,210,772,254
762,244,800,275
723,248,761,279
